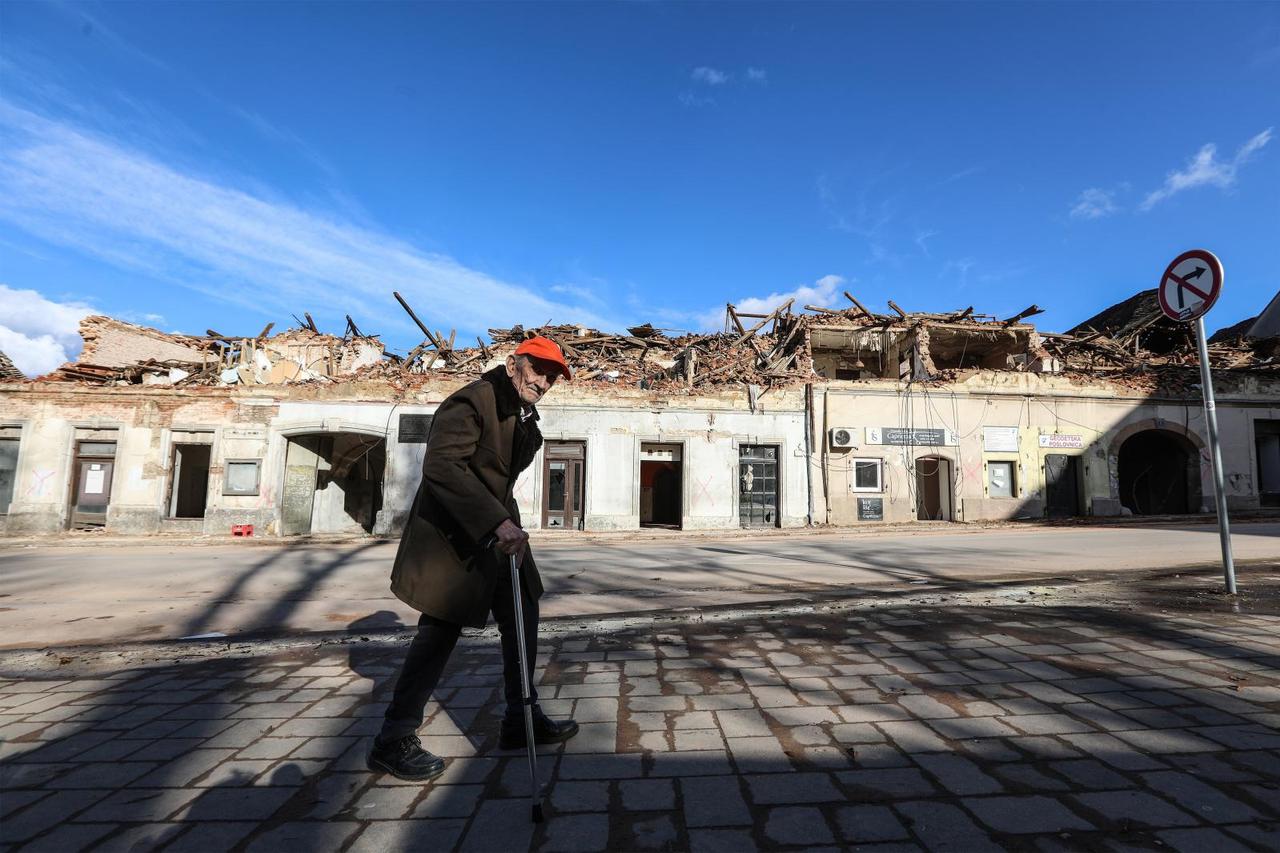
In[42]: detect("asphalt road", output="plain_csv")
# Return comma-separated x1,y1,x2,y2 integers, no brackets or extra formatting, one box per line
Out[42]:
1,522,1277,649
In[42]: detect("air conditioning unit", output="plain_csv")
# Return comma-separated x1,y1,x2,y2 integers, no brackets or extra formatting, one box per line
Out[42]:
829,427,857,449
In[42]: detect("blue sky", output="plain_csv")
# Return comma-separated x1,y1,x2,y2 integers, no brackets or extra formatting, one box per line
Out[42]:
1,1,1277,375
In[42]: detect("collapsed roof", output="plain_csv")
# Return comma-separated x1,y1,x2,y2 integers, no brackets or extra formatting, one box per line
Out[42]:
1049,288,1278,378
0,350,23,382
14,287,1278,392
44,316,384,387
1246,290,1280,340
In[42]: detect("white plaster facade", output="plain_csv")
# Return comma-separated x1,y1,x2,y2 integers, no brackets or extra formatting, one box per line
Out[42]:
815,372,1280,525
1,370,1275,537
0,382,810,535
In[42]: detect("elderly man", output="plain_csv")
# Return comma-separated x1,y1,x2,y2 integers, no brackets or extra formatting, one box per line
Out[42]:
368,337,579,780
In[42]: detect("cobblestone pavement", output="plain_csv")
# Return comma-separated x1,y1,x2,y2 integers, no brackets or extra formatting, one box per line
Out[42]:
2,569,1280,852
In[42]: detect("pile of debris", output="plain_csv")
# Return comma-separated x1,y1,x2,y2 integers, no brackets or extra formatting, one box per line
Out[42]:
44,315,384,387
0,349,24,382
30,287,1278,393
1043,289,1278,376
799,289,1050,381
387,291,813,389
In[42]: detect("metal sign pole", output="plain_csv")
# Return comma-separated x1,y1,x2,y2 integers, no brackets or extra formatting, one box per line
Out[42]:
1194,316,1237,594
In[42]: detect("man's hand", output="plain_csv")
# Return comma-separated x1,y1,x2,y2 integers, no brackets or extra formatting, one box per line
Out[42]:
492,519,529,565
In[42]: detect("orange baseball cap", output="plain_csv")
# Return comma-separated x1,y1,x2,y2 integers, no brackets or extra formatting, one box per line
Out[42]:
515,336,572,380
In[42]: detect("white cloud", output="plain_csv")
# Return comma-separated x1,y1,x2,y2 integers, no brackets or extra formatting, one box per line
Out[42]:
1141,128,1273,211
0,101,620,344
0,284,95,376
678,91,716,108
695,275,847,331
691,66,730,86
746,67,768,83
738,274,846,315
939,258,975,289
914,229,938,257
548,282,607,312
943,164,985,184
1070,187,1119,220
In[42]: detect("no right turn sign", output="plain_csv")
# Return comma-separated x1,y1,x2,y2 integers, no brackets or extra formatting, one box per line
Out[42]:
1158,249,1223,322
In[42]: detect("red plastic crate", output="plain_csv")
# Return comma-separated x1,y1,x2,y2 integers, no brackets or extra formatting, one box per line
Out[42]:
231,524,254,537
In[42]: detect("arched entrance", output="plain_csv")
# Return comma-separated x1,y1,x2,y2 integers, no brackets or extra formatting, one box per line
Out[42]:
1117,429,1200,515
915,456,953,521
282,432,386,535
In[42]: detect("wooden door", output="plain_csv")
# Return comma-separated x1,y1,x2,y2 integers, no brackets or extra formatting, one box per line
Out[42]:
1044,454,1080,518
282,436,323,536
542,442,585,530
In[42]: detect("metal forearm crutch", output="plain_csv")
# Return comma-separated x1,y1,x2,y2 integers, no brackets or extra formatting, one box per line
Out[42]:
509,552,545,823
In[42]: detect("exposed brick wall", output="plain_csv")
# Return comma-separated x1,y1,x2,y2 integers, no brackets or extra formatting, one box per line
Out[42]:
78,316,210,368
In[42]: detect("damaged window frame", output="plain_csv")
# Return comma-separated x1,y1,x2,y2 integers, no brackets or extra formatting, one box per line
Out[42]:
223,458,262,497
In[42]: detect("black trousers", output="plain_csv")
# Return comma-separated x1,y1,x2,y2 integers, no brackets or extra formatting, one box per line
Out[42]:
379,568,539,743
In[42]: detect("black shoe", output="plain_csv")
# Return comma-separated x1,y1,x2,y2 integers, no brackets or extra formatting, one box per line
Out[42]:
499,713,580,750
367,734,446,781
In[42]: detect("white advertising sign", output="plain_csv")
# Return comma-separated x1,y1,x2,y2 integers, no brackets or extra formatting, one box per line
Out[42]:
84,467,106,495
1039,434,1084,449
982,427,1019,452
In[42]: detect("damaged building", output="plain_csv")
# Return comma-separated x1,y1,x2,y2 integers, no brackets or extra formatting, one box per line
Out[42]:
0,287,1277,537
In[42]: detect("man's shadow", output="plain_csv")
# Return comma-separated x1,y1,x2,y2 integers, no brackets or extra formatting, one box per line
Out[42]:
345,611,502,772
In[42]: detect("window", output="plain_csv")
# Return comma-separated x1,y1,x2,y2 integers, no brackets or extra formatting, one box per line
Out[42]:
223,459,262,496
78,441,117,457
988,461,1015,498
850,458,883,492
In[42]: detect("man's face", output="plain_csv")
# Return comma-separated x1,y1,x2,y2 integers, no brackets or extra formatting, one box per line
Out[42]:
506,354,560,405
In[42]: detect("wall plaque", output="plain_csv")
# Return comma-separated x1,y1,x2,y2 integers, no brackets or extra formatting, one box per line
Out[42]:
983,426,1020,452
398,414,434,444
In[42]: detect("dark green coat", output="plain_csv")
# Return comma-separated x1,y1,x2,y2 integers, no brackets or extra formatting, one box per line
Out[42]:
390,367,545,628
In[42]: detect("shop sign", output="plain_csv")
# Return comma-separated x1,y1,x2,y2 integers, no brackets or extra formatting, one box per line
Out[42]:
1038,434,1084,449
857,497,884,520
865,427,956,446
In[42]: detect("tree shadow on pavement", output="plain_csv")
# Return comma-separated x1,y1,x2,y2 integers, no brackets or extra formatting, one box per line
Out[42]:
1,570,1279,852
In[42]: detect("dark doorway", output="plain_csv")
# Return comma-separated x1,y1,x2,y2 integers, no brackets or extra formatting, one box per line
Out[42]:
542,441,586,530
1118,429,1198,515
739,444,779,528
169,444,211,518
1256,420,1280,508
640,443,682,529
915,456,953,521
70,440,116,528
282,433,386,535
1044,454,1083,518
0,437,18,515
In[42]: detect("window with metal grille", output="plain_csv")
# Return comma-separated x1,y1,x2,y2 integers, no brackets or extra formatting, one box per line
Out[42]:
738,444,779,528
